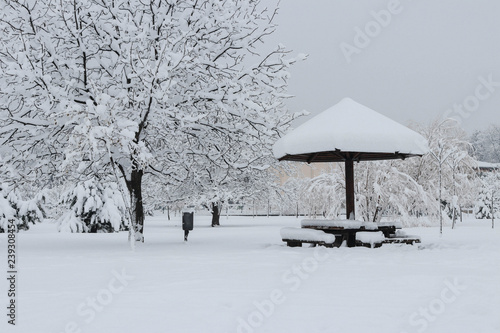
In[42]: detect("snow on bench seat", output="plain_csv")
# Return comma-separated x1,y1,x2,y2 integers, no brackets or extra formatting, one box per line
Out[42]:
280,227,336,247
355,231,385,248
281,227,336,243
301,219,378,230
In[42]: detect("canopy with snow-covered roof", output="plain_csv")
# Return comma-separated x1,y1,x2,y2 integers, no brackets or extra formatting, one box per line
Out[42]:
273,97,429,220
274,98,428,163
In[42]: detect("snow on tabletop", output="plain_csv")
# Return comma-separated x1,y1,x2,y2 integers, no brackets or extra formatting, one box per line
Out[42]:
273,97,429,159
301,219,362,228
301,219,377,230
378,221,403,229
280,227,336,243
356,231,385,244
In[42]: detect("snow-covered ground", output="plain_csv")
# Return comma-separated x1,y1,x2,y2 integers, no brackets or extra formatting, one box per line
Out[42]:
1,215,499,333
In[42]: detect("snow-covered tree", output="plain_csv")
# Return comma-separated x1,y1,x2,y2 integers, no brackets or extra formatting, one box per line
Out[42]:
274,168,309,216
302,168,344,218
57,180,128,233
0,183,45,232
475,170,500,228
142,175,185,219
180,160,282,225
0,154,46,232
285,160,433,223
406,119,478,230
352,160,432,224
471,125,500,163
0,0,302,241
0,184,16,233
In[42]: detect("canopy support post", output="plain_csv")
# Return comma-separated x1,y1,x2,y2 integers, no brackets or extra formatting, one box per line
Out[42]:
345,158,355,220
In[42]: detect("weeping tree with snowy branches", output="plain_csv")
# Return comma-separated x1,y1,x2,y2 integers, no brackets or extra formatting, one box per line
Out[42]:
409,119,478,231
0,0,302,241
303,169,344,218
352,160,433,224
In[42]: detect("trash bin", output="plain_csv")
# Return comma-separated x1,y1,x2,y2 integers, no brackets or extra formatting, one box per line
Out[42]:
182,211,194,241
182,212,194,231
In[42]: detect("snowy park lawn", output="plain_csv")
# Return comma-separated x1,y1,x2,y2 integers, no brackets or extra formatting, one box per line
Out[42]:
1,215,499,333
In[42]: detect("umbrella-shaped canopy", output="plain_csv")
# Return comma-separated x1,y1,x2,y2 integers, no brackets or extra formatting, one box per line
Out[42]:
273,97,429,219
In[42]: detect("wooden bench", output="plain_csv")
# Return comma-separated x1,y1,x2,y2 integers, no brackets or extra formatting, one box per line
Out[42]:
382,235,421,245
381,229,421,245
281,227,337,248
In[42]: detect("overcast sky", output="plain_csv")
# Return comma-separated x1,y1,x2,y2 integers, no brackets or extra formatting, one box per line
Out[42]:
262,0,500,133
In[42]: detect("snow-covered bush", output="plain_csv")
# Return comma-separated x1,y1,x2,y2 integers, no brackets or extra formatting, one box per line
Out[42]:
57,181,128,233
8,191,46,231
0,184,45,232
474,171,500,219
474,190,499,219
0,184,16,233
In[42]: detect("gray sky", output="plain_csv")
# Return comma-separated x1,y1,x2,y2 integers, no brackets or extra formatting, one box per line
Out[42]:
263,0,500,133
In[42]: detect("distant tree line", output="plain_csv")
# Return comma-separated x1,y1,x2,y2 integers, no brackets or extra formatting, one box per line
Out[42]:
470,125,500,163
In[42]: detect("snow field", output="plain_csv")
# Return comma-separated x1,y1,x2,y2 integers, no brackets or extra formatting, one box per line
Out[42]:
0,215,499,333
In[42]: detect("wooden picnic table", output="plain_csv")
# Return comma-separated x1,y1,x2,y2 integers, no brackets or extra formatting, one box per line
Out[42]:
280,220,420,248
300,220,402,247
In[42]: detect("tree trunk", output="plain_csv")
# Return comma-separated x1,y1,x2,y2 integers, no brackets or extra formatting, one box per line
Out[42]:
211,202,220,227
267,198,270,218
126,169,145,242
373,206,381,223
